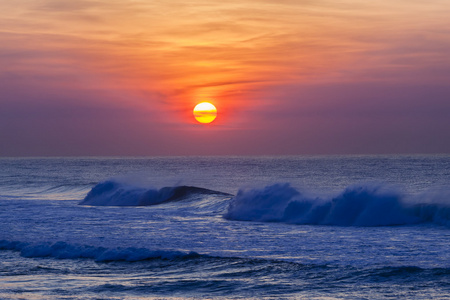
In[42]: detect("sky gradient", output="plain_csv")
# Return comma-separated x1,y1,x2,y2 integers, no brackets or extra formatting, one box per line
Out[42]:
1,0,450,156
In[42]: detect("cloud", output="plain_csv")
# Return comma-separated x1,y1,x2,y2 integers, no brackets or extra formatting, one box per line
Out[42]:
35,0,103,12
1,0,450,155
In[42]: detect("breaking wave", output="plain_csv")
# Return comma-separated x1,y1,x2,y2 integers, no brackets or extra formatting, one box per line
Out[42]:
224,183,450,227
0,240,202,262
79,180,231,206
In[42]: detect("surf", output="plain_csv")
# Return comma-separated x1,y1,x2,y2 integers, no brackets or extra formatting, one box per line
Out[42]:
79,180,232,206
224,183,450,227
0,240,203,262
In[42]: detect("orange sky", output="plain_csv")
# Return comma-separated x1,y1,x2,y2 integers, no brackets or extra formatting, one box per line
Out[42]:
1,0,450,155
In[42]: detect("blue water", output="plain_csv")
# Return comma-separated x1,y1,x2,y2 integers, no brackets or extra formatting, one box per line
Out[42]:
1,156,450,299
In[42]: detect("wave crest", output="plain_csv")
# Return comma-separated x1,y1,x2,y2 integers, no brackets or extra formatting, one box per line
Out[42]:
225,183,450,227
0,240,201,262
79,180,231,206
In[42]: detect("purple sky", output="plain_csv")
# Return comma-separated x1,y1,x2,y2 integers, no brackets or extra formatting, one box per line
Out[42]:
1,0,450,156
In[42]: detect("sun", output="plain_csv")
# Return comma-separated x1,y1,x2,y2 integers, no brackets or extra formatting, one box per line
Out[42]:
193,102,217,124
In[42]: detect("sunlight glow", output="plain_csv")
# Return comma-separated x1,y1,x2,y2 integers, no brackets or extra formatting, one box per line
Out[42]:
193,102,217,124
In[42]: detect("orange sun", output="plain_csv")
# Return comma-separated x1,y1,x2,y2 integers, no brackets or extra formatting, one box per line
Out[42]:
193,102,217,124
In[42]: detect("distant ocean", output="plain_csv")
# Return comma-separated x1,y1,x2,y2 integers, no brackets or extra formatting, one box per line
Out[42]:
1,155,450,299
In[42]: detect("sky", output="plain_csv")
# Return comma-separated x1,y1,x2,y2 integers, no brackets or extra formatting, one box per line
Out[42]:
1,0,450,156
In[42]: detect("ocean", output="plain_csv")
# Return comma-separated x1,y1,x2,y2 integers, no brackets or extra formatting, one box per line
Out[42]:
1,155,449,299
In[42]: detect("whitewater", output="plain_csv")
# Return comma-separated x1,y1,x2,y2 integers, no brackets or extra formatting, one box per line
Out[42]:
1,155,450,299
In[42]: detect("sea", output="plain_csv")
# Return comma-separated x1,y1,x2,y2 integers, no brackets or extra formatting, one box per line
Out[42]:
1,155,450,299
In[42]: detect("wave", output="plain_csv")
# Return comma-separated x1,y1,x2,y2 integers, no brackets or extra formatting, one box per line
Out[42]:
0,182,93,201
79,180,232,206
224,183,450,227
2,239,449,299
0,240,202,262
2,239,449,285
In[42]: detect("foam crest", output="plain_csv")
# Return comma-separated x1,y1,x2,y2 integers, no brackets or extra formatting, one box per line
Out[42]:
79,180,231,206
0,240,201,262
225,183,299,222
225,183,450,227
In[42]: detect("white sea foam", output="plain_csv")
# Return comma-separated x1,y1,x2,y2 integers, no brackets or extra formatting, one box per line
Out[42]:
224,183,450,227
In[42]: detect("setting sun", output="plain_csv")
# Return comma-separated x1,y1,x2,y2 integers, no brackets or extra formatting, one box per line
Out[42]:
193,102,217,124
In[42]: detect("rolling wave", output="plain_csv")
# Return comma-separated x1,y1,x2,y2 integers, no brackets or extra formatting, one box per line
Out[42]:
224,183,450,227
79,180,232,206
0,240,202,262
1,239,448,299
0,183,92,201
1,239,449,284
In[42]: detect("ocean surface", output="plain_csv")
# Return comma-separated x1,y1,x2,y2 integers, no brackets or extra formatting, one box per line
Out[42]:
1,155,450,299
